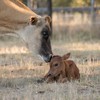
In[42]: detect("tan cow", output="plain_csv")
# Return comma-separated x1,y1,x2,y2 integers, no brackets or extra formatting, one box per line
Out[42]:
44,53,80,83
0,0,52,62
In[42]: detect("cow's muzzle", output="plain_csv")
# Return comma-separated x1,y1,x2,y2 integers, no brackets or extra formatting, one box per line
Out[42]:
39,54,52,62
43,54,52,62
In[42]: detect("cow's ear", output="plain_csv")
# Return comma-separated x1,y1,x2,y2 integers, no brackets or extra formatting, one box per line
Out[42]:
30,16,38,25
45,16,52,24
62,53,70,60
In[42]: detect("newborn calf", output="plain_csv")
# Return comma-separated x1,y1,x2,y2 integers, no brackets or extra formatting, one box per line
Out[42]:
44,53,80,83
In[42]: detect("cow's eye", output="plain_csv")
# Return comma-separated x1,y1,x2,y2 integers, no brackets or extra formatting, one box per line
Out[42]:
42,31,49,40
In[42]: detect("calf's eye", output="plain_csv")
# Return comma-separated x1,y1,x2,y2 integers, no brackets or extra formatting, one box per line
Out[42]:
54,63,59,67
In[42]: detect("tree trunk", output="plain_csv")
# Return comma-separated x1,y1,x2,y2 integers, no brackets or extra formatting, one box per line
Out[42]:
47,0,52,33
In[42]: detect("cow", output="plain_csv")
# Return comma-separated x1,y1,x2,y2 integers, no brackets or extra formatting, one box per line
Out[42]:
44,53,80,83
0,0,52,62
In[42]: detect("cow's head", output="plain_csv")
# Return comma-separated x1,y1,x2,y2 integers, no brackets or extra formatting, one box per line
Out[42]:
19,16,52,62
47,53,70,77
38,16,53,62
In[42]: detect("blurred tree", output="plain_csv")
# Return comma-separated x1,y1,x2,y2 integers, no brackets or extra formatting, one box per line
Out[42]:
84,0,91,6
52,0,73,7
95,0,100,6
47,0,52,32
52,0,100,7
47,0,52,17
71,0,90,7
20,0,100,7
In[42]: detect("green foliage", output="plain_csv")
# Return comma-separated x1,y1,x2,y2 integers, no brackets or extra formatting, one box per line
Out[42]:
70,0,90,7
52,0,73,7
96,0,100,6
20,0,100,7
52,0,100,7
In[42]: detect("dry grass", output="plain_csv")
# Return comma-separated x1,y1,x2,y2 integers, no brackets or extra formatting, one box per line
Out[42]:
52,12,100,41
0,36,99,100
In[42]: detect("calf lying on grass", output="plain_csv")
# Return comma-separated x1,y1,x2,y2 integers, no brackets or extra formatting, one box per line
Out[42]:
44,53,80,83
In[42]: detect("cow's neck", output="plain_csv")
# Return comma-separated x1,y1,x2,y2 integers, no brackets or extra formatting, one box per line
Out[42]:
0,0,38,33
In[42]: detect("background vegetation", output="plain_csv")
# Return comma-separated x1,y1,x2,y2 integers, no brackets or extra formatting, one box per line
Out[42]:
20,0,100,7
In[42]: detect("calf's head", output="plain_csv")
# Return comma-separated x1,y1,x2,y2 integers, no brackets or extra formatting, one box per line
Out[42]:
47,53,70,77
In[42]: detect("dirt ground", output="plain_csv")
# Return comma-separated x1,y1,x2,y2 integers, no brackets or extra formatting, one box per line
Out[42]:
0,36,100,100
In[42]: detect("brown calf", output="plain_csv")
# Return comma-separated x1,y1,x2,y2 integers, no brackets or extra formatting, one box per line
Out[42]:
44,53,80,83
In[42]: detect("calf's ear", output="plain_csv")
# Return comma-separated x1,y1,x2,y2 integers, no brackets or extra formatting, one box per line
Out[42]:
62,53,70,60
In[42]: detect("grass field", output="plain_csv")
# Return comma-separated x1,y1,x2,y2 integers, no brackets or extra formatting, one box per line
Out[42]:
0,12,99,100
0,35,100,100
